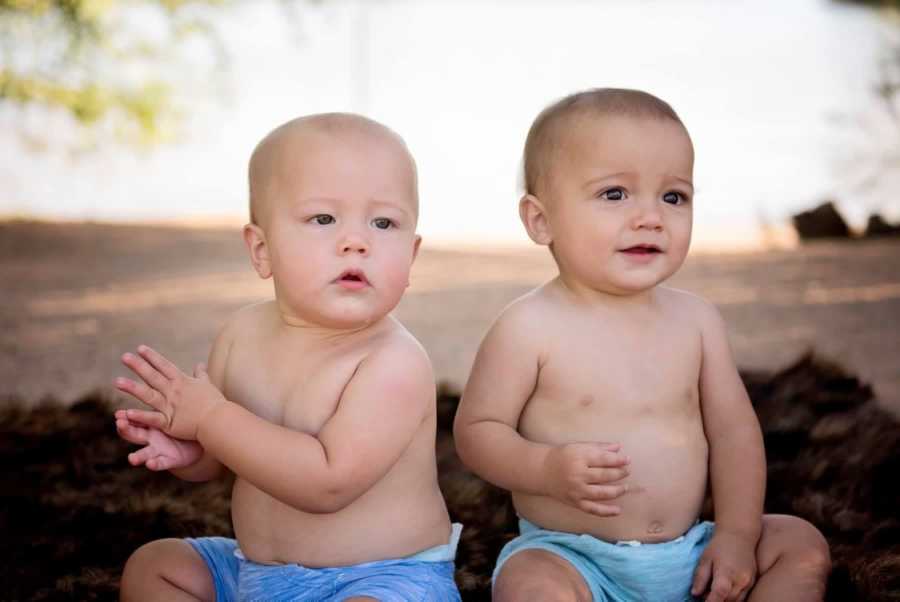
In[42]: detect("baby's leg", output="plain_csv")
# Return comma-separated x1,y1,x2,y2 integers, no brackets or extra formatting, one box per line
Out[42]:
493,549,592,602
121,538,215,602
750,514,831,602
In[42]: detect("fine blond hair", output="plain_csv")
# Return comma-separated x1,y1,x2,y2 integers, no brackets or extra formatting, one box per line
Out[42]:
248,113,418,226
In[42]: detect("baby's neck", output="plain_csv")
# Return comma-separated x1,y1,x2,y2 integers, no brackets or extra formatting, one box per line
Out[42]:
551,275,658,311
275,306,391,342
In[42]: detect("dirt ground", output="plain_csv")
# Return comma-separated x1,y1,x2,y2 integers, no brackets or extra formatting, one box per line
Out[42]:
2,220,898,414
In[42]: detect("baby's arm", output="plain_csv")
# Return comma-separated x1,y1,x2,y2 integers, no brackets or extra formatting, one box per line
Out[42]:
690,298,766,601
119,336,434,513
199,338,433,512
454,302,629,516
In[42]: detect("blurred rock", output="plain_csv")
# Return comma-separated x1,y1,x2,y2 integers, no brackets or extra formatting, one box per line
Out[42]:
792,201,851,241
864,214,900,238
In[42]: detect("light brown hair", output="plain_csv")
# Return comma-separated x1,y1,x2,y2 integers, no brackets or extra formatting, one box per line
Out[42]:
523,88,686,196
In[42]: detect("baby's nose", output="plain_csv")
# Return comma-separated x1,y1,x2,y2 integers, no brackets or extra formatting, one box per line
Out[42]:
340,233,369,255
632,202,663,230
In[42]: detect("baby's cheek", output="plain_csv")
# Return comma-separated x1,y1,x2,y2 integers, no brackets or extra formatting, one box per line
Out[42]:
382,260,414,296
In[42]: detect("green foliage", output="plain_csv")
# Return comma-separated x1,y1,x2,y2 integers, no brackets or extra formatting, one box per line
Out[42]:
0,0,230,147
836,0,900,7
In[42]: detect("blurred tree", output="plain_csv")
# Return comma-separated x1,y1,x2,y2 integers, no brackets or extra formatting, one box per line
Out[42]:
0,0,234,147
0,0,314,149
838,0,900,7
829,0,900,223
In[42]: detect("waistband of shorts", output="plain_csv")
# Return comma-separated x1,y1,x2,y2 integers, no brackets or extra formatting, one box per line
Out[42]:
517,517,711,548
406,522,462,562
235,522,463,565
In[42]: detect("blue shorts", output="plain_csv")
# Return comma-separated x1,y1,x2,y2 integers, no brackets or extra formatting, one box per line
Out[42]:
493,518,714,602
188,523,462,602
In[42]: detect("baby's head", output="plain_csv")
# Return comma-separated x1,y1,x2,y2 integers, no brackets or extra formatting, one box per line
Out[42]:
243,113,421,329
519,88,695,297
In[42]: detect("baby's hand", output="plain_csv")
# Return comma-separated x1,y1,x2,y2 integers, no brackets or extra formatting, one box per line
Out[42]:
115,410,204,471
115,345,226,440
691,529,757,602
541,442,630,516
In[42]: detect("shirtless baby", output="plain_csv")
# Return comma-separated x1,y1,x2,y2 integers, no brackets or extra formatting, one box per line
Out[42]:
454,88,830,602
114,113,461,601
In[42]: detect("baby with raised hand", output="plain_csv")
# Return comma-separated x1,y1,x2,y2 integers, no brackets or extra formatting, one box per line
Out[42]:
114,112,461,602
453,88,831,602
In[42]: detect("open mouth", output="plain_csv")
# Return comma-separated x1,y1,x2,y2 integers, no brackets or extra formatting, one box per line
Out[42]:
620,244,662,255
336,269,370,286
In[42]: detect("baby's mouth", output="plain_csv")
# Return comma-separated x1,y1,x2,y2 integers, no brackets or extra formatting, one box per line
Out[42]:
620,244,662,255
335,269,370,287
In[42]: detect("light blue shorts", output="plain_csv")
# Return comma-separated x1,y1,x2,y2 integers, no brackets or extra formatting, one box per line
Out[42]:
493,518,714,602
187,523,462,602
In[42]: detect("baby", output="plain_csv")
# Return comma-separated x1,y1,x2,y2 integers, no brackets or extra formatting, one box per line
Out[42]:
454,89,830,601
114,113,461,601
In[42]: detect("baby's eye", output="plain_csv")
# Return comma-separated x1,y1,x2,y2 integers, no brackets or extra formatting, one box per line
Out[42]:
599,187,626,201
311,214,335,225
662,191,688,205
372,217,394,230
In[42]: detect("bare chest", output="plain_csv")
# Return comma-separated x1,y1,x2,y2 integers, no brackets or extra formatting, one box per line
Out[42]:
521,319,703,442
222,340,364,435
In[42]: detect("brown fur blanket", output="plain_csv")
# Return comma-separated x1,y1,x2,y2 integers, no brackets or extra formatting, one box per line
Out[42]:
1,354,898,601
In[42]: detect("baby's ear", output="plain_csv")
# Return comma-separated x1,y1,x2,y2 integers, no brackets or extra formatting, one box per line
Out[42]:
519,194,553,245
242,223,272,279
405,235,423,288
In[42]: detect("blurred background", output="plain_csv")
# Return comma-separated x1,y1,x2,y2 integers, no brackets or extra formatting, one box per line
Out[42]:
1,0,899,410
3,0,900,245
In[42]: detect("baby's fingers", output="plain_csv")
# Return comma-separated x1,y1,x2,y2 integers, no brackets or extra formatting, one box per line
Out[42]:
691,556,713,597
127,446,157,467
121,352,170,393
115,417,150,445
576,500,621,517
115,375,166,413
193,362,209,381
583,483,630,501
705,570,734,602
586,447,630,468
586,466,629,484
145,455,173,471
137,345,182,380
117,407,168,430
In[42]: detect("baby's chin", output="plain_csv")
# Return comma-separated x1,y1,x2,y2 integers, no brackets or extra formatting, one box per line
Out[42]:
281,302,394,331
566,270,676,296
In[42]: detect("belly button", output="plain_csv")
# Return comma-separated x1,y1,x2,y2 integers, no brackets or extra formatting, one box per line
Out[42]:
647,521,664,534
579,395,594,407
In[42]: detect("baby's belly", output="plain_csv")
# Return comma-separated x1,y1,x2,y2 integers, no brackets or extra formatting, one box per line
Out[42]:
515,420,709,543
231,476,450,567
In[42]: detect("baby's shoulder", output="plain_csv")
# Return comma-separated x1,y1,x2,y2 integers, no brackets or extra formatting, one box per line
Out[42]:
656,286,724,328
216,300,276,342
479,287,557,352
496,286,556,328
353,320,435,404
365,318,433,374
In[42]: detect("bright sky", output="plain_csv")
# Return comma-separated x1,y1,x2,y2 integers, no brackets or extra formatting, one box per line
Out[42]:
2,0,898,249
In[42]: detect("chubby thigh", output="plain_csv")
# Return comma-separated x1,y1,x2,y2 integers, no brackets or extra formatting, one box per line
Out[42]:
493,519,714,602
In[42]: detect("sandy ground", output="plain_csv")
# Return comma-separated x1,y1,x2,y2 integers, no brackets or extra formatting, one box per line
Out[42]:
2,220,898,414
